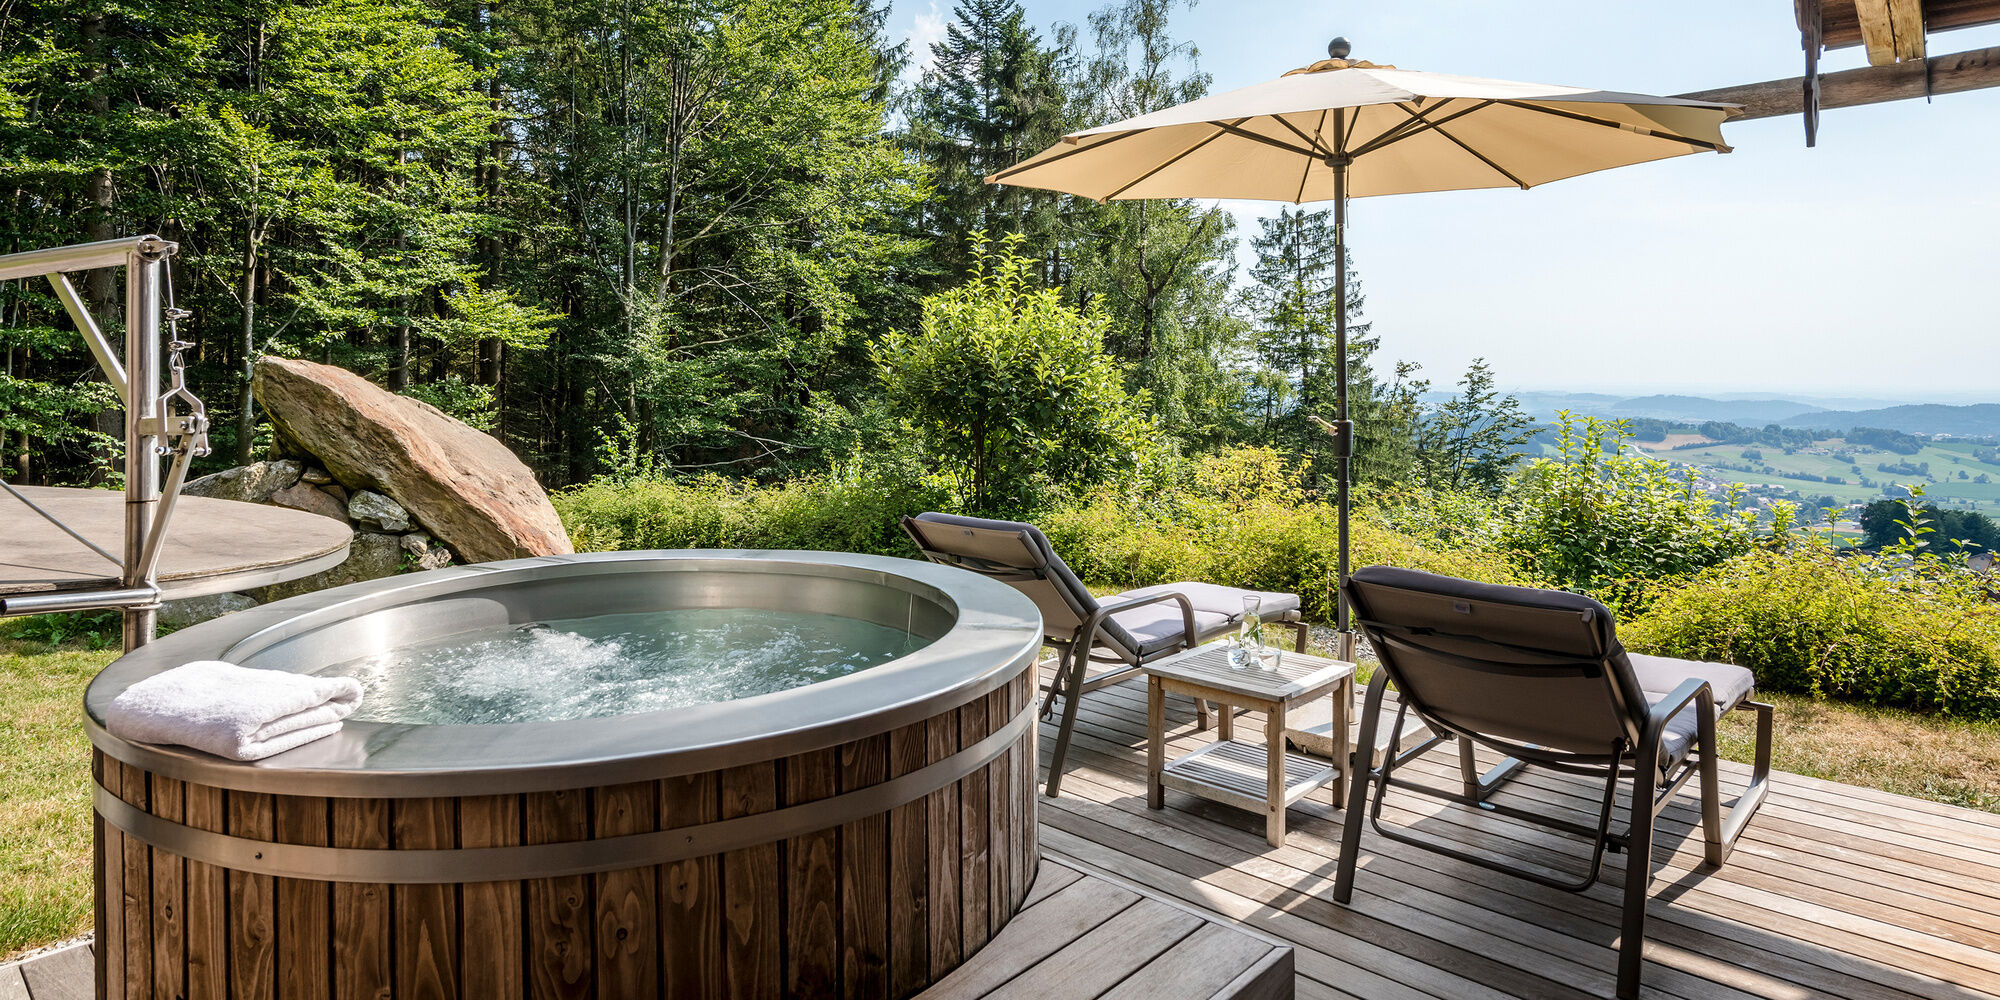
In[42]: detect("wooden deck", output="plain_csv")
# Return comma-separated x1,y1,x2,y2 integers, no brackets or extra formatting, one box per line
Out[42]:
1038,661,2000,1000
13,663,2000,1000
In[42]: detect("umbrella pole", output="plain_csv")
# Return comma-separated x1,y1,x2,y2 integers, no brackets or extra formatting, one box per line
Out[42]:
1332,156,1356,661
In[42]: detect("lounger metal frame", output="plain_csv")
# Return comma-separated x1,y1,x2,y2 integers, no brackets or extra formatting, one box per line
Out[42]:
901,515,1306,798
1332,617,1774,1000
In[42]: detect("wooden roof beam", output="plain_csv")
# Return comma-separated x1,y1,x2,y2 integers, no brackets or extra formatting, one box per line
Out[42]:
1853,0,1927,65
1678,44,2000,120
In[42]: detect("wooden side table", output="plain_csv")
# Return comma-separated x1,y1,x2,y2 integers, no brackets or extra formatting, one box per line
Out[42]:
1144,643,1356,848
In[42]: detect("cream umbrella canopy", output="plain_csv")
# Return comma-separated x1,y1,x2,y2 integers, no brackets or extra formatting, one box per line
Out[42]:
986,40,1735,643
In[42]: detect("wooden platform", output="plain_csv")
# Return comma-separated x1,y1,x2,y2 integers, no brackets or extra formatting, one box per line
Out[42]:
1041,661,2000,1000
0,486,350,600
14,665,2000,999
920,860,1291,998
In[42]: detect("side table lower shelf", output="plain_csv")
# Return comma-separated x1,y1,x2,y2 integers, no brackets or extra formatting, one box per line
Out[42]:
1160,739,1341,816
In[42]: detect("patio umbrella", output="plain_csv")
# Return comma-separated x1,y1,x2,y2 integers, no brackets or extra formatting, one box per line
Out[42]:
987,39,1735,647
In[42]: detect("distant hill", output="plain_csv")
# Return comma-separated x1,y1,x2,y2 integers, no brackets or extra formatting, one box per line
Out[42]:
1502,392,1829,427
1775,403,2000,438
1607,395,1828,426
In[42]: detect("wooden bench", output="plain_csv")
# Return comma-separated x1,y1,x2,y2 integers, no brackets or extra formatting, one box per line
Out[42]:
921,858,1293,999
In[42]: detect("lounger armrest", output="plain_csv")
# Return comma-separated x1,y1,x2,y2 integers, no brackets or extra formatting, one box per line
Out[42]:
1076,590,1200,657
1639,677,1714,767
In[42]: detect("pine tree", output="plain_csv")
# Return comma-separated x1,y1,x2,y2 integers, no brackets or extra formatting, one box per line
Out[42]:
1065,0,1244,448
1245,206,1409,486
903,0,1069,282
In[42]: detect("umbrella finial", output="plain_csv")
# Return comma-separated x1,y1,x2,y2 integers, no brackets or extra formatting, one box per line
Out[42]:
1327,37,1351,60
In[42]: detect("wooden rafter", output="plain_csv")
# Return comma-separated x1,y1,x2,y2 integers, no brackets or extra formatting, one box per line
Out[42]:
1678,44,2000,119
1822,0,2000,48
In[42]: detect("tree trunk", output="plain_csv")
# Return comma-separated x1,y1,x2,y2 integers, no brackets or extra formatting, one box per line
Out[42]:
82,12,120,485
476,0,505,395
236,223,259,463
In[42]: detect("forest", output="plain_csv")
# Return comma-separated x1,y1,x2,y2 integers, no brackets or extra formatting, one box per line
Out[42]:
2,0,1524,493
9,0,2000,722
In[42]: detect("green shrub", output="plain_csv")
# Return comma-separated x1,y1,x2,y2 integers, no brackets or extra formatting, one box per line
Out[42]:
874,235,1153,513
553,470,950,557
1499,413,1767,611
1043,447,1531,622
1625,547,2000,717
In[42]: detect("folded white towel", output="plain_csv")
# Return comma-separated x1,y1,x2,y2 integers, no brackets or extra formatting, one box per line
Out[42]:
105,661,364,761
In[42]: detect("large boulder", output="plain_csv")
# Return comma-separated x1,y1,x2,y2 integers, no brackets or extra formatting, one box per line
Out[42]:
253,357,572,562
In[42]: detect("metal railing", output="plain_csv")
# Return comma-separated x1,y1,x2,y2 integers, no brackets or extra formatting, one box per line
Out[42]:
0,234,210,649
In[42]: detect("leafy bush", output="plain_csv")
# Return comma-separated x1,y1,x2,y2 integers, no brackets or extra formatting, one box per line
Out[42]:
874,235,1153,513
1043,448,1531,622
1499,413,1767,610
553,469,950,557
1625,546,2000,717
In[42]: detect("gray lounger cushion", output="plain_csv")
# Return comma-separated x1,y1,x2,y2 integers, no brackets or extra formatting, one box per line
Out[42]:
1632,652,1755,769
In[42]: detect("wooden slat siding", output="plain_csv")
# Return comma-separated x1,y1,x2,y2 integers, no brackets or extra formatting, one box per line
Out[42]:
149,776,186,1000
1020,670,1039,884
924,711,961,978
886,721,930,998
784,748,841,999
958,700,991,958
839,733,890,1000
524,790,591,1000
459,794,526,1000
115,759,151,1000
225,791,276,1000
592,782,658,1000
985,683,1011,938
272,795,329,1000
720,762,781,1000
330,798,391,1000
660,773,722,998
184,782,229,1000
393,798,460,1000
95,752,121,1000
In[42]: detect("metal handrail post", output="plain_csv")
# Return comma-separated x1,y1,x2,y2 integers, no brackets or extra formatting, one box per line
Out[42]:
121,239,171,649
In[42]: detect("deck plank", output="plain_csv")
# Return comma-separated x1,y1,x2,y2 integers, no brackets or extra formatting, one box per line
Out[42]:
1038,659,2000,1000
20,664,2000,1000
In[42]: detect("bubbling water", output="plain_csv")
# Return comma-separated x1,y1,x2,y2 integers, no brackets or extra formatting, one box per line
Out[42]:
317,609,925,725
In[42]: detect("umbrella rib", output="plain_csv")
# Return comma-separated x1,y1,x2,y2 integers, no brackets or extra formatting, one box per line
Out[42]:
1210,121,1322,159
986,127,1156,183
1493,100,1724,150
1429,121,1530,190
1270,112,1335,158
1103,124,1232,201
1295,109,1330,204
1349,101,1493,158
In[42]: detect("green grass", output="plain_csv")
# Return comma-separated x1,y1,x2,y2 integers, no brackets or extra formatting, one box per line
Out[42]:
0,633,116,960
1637,437,2000,511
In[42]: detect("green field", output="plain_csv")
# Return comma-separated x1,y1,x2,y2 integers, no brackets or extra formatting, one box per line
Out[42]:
1634,437,2000,511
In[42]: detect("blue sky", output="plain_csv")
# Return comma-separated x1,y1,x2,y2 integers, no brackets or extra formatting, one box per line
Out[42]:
889,1,2000,401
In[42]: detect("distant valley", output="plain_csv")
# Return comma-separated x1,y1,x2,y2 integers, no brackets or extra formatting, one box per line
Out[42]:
1486,391,2000,438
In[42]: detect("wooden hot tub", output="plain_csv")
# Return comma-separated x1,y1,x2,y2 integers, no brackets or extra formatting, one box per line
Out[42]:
85,551,1045,998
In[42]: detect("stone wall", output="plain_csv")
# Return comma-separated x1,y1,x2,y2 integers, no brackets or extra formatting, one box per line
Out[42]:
169,459,454,625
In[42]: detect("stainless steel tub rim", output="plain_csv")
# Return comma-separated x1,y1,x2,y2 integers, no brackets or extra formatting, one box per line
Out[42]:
84,549,1044,797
